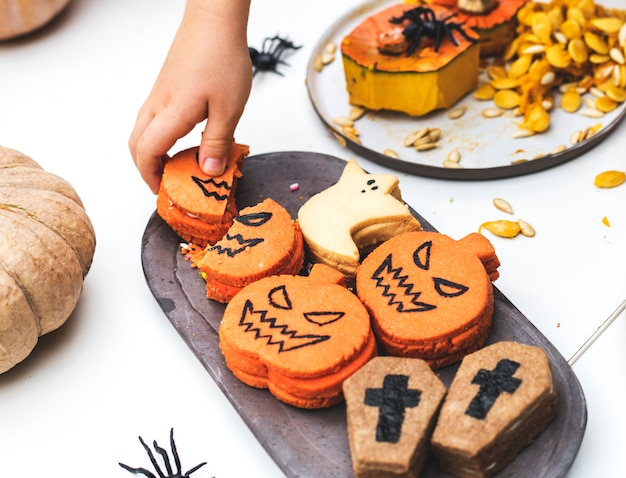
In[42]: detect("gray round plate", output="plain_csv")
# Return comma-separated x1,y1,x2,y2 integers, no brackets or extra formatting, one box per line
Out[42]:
305,0,626,180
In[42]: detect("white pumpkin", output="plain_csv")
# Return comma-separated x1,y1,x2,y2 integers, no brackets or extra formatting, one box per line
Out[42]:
0,146,95,373
0,0,71,40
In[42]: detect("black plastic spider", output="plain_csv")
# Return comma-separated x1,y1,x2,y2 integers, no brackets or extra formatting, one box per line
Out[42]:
119,428,208,478
389,6,476,55
249,35,302,76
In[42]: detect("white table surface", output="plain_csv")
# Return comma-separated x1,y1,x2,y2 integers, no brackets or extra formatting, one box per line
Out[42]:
1,0,624,476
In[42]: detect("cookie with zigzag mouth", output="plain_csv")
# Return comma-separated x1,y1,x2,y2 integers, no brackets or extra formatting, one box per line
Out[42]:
219,263,377,408
194,197,305,303
355,230,499,369
156,143,249,247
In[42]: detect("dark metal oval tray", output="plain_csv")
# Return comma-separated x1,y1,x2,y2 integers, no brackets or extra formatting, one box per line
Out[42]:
141,151,586,477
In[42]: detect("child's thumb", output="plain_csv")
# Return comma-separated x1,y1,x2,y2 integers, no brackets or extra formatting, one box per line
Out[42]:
197,134,232,176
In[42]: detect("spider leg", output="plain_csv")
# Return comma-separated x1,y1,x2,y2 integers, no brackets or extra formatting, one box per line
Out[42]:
119,462,158,478
139,436,167,478
448,23,477,44
405,25,426,56
168,428,183,475
184,461,208,477
153,439,174,476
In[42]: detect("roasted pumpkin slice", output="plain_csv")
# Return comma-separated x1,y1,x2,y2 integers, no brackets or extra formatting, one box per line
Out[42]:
341,3,480,116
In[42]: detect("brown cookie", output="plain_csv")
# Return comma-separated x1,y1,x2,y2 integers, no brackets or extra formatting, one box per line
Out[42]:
343,356,446,477
431,341,558,477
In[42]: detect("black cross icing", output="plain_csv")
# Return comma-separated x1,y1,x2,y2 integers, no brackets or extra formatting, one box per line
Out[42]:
364,374,421,443
465,359,522,420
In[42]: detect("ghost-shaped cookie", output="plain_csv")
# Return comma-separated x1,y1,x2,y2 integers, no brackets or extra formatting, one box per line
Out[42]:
297,159,421,279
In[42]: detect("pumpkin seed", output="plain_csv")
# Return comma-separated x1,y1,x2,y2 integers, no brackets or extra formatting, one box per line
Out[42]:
606,85,626,103
561,89,582,112
525,104,550,133
560,19,581,39
314,54,324,72
442,159,463,168
570,130,584,144
332,116,353,126
332,131,347,147
447,150,461,163
595,95,618,113
568,38,588,64
585,31,609,54
448,106,467,119
342,125,360,137
532,12,552,43
494,89,521,109
551,144,567,154
479,220,521,238
508,54,532,78
427,128,442,142
324,41,337,54
510,158,529,165
383,149,399,159
493,197,514,214
487,65,508,80
481,107,504,118
589,17,623,35
403,128,429,147
546,44,571,68
580,107,604,118
415,142,438,152
619,23,626,47
321,51,335,65
474,83,496,100
521,44,546,55
513,128,535,138
518,218,536,237
491,77,521,90
349,106,366,121
594,170,626,188
540,71,556,86
610,47,625,65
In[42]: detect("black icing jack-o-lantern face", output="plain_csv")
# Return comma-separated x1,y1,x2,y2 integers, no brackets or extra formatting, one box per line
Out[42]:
371,238,472,314
221,272,373,375
357,231,493,343
208,211,271,257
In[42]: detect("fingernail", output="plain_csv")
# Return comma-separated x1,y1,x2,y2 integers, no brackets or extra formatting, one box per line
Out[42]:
199,156,226,175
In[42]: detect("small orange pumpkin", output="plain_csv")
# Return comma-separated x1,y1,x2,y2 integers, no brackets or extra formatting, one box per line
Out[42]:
0,0,71,41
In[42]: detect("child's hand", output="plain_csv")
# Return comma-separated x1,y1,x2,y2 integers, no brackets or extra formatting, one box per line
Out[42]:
129,0,252,194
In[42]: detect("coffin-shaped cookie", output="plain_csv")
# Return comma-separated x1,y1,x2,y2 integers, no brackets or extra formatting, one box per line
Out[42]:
431,341,558,477
343,356,446,477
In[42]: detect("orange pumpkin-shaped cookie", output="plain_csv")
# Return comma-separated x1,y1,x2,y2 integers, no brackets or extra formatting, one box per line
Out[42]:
195,197,304,303
219,264,377,408
356,231,499,369
157,144,249,247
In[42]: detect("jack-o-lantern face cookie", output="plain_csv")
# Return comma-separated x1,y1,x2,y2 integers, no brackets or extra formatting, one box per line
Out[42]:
157,143,249,247
356,231,499,369
195,197,305,303
219,264,377,408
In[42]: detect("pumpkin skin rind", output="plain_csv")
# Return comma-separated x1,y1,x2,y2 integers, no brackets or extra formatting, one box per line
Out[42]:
0,146,95,374
0,0,71,41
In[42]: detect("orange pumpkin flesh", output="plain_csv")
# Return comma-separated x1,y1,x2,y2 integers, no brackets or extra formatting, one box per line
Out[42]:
341,3,480,116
